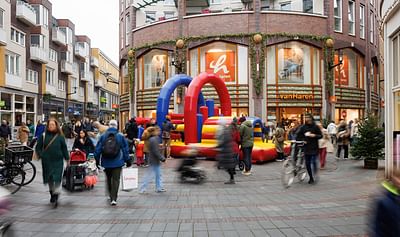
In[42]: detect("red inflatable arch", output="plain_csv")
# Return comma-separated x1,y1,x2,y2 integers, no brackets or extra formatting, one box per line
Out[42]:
184,72,232,144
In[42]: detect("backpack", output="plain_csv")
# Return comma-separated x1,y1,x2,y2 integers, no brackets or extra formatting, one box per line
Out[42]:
102,132,120,159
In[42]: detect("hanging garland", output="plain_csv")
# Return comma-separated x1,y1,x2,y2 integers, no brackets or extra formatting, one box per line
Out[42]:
127,49,135,96
249,33,266,96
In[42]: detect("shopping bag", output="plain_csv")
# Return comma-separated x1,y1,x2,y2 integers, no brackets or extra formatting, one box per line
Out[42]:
121,167,138,191
327,141,334,153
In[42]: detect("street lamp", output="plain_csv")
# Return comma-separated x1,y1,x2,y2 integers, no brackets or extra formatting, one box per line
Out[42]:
67,86,78,96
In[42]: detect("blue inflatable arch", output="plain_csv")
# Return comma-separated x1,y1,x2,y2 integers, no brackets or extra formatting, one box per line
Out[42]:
156,74,205,128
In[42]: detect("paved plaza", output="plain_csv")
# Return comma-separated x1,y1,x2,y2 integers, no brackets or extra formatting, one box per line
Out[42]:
4,153,383,237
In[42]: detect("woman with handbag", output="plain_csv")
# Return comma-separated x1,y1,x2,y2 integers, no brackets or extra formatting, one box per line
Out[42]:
35,118,69,208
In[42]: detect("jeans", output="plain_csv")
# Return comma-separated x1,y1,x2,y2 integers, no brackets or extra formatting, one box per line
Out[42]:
104,167,122,202
337,145,349,159
305,154,318,181
140,164,163,192
242,146,253,172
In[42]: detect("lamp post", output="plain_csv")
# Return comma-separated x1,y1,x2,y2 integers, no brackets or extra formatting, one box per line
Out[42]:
128,49,135,118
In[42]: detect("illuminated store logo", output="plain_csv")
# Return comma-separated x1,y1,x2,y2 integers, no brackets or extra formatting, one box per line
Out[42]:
278,94,314,100
210,55,229,74
205,51,235,82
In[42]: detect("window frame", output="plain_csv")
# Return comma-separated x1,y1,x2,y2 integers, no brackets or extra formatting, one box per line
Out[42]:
45,67,55,86
58,80,66,91
26,69,38,84
334,0,343,32
370,10,374,44
348,1,355,36
49,48,58,62
145,11,156,24
280,2,291,11
360,4,365,39
0,8,4,29
10,28,25,46
5,53,21,76
125,14,130,46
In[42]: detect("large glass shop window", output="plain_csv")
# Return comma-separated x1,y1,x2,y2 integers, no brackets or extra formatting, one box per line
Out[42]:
334,49,363,88
190,42,237,83
143,50,168,89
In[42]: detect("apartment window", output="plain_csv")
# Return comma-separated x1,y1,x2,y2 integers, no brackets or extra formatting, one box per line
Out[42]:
49,49,57,62
348,1,355,35
164,0,175,5
334,0,342,32
31,34,45,48
0,8,4,28
11,28,25,46
32,5,49,28
5,53,20,76
120,22,124,49
145,12,156,23
71,77,77,89
58,80,65,91
303,0,313,13
210,0,221,4
125,14,130,46
360,5,365,39
370,11,374,43
280,2,291,11
59,27,73,44
164,12,175,19
26,69,38,84
79,86,84,96
46,67,55,86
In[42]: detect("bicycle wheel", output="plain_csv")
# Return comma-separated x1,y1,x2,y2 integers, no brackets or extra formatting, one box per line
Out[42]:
238,160,245,171
297,167,307,182
281,160,295,188
20,161,36,186
4,167,25,194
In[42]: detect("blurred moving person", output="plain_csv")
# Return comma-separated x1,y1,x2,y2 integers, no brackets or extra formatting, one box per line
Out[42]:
336,120,350,159
16,122,30,146
273,125,286,162
217,121,237,184
317,123,330,169
327,121,337,145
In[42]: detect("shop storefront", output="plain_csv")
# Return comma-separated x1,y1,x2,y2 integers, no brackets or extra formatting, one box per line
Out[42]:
0,90,36,127
67,102,84,120
85,103,98,120
266,41,322,124
43,99,65,122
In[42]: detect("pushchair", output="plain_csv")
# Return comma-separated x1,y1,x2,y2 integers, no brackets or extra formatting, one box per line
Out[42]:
176,147,206,184
62,149,87,192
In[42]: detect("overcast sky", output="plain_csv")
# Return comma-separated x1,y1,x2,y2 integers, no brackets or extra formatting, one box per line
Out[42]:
50,0,119,65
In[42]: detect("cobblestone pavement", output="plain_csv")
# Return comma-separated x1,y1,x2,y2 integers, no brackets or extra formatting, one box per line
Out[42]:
3,152,383,237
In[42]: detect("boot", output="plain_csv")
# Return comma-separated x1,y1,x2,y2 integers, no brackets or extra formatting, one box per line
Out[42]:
224,179,235,184
53,194,59,208
49,191,55,203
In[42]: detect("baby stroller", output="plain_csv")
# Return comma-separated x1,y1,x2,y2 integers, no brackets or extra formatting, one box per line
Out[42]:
63,149,87,192
82,154,98,189
176,147,206,184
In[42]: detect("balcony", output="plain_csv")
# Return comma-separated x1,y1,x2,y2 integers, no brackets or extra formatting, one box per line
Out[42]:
5,74,23,88
52,28,66,46
75,45,86,59
80,71,90,82
16,0,37,26
30,46,48,64
95,79,104,88
61,60,73,74
90,57,99,67
0,28,6,46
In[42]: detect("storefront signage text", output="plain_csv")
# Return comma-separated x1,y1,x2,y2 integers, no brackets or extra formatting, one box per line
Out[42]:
277,94,314,100
205,51,235,82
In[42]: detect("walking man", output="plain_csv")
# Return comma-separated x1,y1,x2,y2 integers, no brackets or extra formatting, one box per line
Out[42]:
94,120,131,206
239,120,254,175
296,114,322,184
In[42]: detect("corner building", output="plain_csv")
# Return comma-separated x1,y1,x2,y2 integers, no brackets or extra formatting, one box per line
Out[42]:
119,0,381,123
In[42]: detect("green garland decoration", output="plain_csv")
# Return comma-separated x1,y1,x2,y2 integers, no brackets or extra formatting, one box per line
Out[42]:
128,49,135,98
249,34,266,96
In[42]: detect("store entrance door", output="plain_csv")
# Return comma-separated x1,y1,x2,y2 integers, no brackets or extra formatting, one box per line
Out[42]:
278,107,309,127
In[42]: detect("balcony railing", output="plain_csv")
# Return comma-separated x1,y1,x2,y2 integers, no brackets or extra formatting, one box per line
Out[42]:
75,45,86,58
30,46,48,64
90,57,99,67
16,0,37,26
61,60,73,74
52,28,67,46
80,71,90,82
0,28,6,46
95,79,104,88
6,73,23,88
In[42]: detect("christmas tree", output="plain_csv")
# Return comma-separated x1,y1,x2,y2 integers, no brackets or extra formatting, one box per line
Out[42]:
350,115,384,159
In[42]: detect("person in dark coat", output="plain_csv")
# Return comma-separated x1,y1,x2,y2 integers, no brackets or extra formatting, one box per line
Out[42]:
72,130,95,155
139,126,166,193
217,121,237,184
370,168,400,237
35,118,69,208
0,120,11,146
296,113,322,184
73,120,83,138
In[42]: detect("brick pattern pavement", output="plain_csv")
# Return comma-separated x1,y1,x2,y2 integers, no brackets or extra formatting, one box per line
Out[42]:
3,153,383,237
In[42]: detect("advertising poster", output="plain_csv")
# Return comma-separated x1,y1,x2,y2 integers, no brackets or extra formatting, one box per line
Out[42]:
278,47,304,83
205,51,235,82
334,54,349,86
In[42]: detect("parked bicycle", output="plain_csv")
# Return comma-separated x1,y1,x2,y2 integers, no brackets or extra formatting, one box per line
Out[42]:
0,161,25,194
281,141,307,188
6,142,36,186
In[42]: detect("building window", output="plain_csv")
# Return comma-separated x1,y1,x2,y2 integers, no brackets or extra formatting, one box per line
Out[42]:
58,80,65,91
0,8,4,28
71,77,77,90
46,67,55,86
120,23,124,49
334,49,363,88
370,11,374,43
303,0,313,13
79,86,84,96
280,2,291,11
393,34,399,87
125,14,130,46
26,69,38,84
49,49,57,62
59,27,73,44
5,53,20,76
26,97,35,113
164,12,175,19
164,0,175,5
11,28,25,46
348,1,355,35
145,12,156,23
334,0,342,32
32,5,49,28
360,5,365,39
31,34,45,48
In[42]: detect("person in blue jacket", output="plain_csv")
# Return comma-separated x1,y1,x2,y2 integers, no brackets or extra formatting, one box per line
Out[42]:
94,120,131,206
370,168,400,237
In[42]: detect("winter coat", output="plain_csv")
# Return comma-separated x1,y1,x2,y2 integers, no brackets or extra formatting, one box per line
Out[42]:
162,120,175,139
94,127,130,169
72,137,95,155
126,121,138,140
27,124,35,139
336,125,350,145
35,131,69,184
148,136,165,165
239,121,254,148
273,127,285,153
296,123,323,156
34,124,45,138
217,127,236,169
318,128,330,149
141,128,152,153
17,126,30,144
232,125,241,154
0,125,11,140
370,181,400,237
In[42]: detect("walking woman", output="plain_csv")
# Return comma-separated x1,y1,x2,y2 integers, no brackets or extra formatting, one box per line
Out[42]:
317,123,330,169
35,118,69,208
273,125,286,162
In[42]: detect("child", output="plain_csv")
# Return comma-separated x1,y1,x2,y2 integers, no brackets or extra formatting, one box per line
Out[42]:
83,153,98,189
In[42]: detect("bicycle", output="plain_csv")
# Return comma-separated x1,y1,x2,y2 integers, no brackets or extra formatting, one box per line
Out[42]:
5,143,36,186
0,161,25,194
281,141,307,188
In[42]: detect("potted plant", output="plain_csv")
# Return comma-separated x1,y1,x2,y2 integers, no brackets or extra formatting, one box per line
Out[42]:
350,115,384,169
